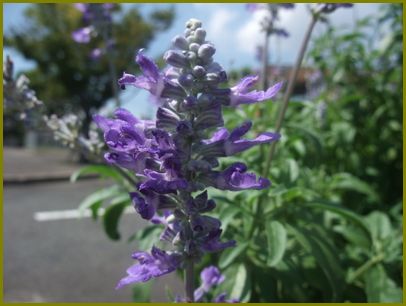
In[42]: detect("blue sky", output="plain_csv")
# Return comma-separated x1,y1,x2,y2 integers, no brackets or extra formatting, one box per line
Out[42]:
3,3,381,118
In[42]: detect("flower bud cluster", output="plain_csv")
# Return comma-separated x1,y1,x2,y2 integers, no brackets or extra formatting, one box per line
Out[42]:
44,113,104,154
96,19,282,289
3,56,43,120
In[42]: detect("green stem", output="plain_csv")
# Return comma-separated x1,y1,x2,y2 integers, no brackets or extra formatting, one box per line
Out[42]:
262,15,318,177
347,253,384,283
185,258,195,302
249,15,319,239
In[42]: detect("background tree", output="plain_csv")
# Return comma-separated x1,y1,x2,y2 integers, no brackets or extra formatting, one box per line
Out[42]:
4,3,174,135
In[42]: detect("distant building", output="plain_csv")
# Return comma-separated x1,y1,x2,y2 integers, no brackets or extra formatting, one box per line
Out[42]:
266,65,320,97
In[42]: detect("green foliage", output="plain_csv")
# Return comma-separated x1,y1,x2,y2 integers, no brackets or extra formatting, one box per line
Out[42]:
194,4,402,302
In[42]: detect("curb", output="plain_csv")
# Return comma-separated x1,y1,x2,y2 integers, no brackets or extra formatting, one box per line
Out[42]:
4,173,98,185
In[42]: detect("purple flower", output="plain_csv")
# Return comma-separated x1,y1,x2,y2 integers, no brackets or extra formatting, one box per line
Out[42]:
71,26,93,43
230,75,283,106
90,48,103,60
194,266,225,301
95,19,282,291
116,246,182,289
205,162,270,191
201,229,236,253
118,50,165,97
213,293,240,303
200,121,281,157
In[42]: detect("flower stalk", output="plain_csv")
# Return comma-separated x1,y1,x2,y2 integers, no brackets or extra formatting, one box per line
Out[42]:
262,15,317,176
94,18,282,300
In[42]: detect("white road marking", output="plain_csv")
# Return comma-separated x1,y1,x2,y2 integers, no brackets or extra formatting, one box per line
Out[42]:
33,206,134,222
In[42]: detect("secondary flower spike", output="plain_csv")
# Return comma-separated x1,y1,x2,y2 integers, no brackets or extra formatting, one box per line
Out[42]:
94,18,282,290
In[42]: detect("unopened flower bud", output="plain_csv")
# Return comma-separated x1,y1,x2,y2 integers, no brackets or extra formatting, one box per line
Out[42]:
184,28,192,37
176,120,193,135
192,65,206,78
163,50,189,68
205,72,219,82
194,28,206,43
186,18,202,30
172,35,189,50
184,96,197,108
189,43,200,53
198,43,216,60
178,73,194,87
186,36,197,44
185,51,197,62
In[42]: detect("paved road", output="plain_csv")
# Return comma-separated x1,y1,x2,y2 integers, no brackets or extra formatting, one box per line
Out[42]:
3,179,183,302
4,147,85,183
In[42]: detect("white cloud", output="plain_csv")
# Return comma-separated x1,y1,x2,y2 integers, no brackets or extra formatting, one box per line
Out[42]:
236,9,269,55
207,8,236,42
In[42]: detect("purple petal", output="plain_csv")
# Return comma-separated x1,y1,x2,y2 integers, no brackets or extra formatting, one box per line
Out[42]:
203,128,229,145
225,131,281,155
230,81,283,106
90,48,103,60
71,26,93,43
208,163,271,191
136,49,160,81
93,114,113,132
201,266,225,290
116,247,181,289
130,192,156,220
213,293,239,303
74,3,87,12
233,75,259,94
228,121,252,141
114,108,138,125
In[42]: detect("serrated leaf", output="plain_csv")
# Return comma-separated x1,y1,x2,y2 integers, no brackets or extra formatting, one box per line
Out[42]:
265,221,287,267
78,185,121,213
103,201,128,240
219,241,249,269
70,164,123,182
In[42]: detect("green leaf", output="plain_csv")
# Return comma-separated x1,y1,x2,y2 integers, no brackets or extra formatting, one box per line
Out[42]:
364,263,402,302
132,280,153,302
219,205,240,233
70,164,123,182
280,186,319,202
223,263,251,302
287,225,345,301
287,158,299,182
304,201,372,245
219,241,249,269
286,123,323,155
330,173,379,202
103,200,128,240
130,225,162,250
78,185,121,212
365,211,392,241
265,221,287,267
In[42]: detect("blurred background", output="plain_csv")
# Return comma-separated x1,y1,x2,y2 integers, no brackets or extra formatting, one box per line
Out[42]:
3,3,402,303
